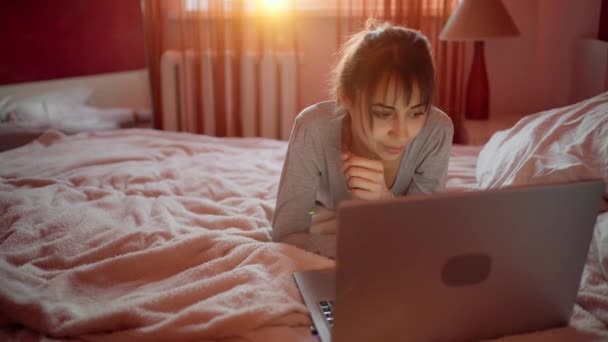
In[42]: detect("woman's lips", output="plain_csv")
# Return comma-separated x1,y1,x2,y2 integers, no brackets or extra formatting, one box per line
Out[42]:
383,144,404,154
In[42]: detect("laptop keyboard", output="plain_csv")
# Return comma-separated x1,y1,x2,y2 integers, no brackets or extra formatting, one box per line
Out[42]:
318,300,335,327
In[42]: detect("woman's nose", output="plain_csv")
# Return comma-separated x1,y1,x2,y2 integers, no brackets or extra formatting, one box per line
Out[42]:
390,118,409,139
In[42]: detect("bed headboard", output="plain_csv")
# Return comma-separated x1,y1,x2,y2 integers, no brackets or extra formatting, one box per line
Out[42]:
0,70,150,110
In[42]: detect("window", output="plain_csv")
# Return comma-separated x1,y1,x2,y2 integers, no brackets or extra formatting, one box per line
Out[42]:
185,0,334,13
182,0,447,18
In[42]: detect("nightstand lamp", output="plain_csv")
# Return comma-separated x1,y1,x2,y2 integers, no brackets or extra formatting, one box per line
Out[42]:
439,0,519,120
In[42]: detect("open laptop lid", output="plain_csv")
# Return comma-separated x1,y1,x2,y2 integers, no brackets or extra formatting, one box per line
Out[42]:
333,180,604,342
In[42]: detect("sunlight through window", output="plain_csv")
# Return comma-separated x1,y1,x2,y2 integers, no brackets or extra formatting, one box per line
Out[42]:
184,0,338,15
261,0,288,13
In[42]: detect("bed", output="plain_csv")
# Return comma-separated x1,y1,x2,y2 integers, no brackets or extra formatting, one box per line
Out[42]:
0,90,607,341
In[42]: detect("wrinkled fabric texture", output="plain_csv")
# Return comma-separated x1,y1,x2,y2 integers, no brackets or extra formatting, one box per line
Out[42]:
477,92,608,195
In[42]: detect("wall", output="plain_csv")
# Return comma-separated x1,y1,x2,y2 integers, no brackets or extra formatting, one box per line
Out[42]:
487,0,602,116
601,0,608,41
0,0,146,85
0,0,150,109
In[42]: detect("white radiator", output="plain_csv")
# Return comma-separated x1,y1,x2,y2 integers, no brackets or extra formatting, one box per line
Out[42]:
160,49,298,140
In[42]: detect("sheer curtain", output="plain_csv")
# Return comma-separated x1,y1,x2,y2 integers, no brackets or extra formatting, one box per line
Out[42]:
141,0,300,137
335,0,467,143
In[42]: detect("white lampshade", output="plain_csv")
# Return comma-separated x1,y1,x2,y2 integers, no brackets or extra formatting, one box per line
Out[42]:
440,0,519,41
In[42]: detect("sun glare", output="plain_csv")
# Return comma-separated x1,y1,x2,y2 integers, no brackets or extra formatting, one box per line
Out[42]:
261,0,288,13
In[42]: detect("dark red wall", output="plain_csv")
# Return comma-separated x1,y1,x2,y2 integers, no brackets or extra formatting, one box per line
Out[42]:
601,0,608,41
0,0,146,85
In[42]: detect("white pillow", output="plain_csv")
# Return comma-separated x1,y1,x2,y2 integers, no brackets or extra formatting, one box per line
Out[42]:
0,96,12,121
476,92,608,196
0,87,93,122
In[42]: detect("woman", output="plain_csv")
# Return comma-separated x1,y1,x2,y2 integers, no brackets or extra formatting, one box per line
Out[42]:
272,19,454,257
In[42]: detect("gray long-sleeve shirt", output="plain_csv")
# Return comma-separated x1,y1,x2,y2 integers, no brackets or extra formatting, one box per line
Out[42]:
272,101,453,257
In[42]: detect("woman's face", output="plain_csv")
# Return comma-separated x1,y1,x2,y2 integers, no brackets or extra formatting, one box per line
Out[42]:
345,73,428,162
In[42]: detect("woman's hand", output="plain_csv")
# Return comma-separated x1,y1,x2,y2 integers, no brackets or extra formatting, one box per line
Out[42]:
341,152,394,200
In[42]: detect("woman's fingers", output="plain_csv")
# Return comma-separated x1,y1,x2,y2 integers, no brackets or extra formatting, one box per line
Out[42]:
346,175,378,192
341,152,389,200
344,166,383,184
350,188,377,200
341,154,383,173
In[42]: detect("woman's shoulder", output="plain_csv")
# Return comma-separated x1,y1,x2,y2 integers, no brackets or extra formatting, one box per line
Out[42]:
427,106,454,134
293,101,340,130
287,101,339,159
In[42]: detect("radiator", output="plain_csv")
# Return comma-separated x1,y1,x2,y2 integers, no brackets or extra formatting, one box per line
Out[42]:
160,49,298,140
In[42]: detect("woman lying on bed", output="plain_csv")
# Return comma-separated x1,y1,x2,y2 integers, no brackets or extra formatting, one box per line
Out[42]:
272,19,454,257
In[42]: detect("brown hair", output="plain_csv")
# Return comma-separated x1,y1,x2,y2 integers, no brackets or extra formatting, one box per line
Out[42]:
330,18,435,118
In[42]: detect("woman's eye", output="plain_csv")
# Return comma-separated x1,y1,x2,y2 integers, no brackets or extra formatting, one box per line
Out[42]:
372,111,392,119
409,112,425,118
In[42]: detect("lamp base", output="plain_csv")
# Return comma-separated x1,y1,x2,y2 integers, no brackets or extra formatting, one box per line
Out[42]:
465,41,490,120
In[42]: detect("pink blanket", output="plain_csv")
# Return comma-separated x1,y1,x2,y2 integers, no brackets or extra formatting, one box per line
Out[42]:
0,129,332,341
0,129,606,341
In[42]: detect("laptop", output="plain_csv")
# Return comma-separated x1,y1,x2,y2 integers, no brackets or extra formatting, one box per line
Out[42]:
294,180,605,342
